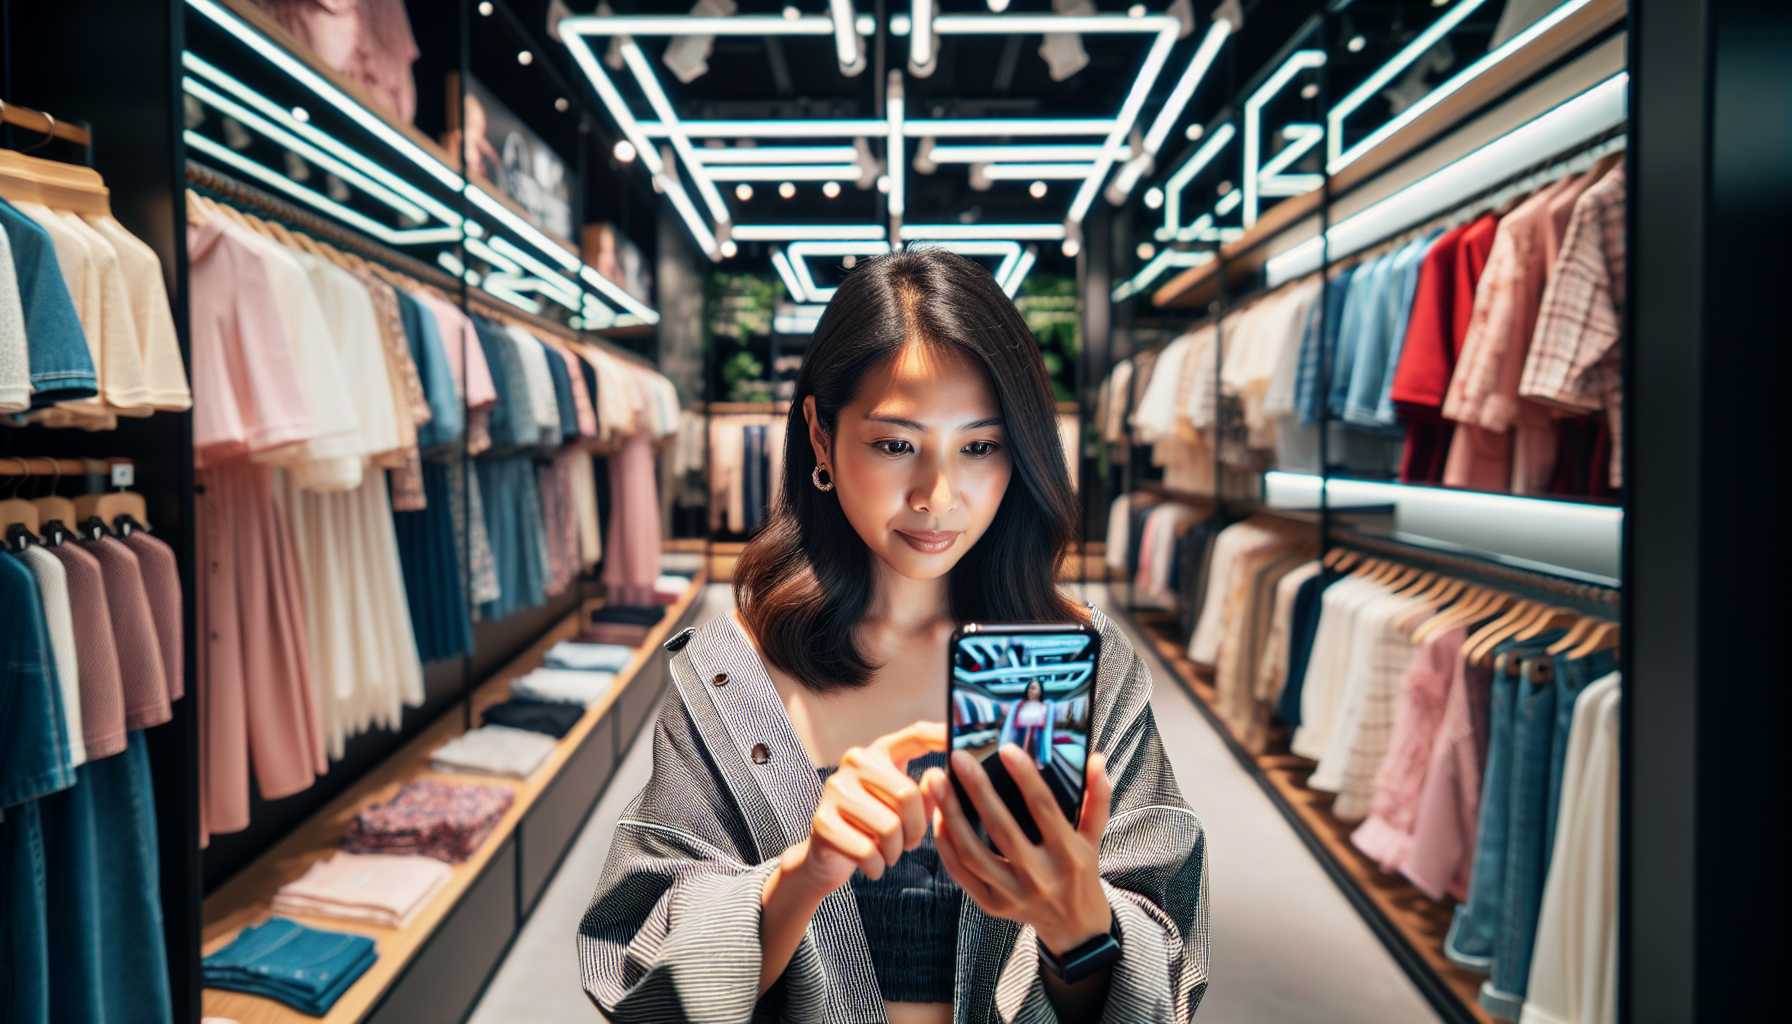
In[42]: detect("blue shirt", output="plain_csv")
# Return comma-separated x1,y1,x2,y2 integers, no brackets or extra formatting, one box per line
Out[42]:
0,199,96,408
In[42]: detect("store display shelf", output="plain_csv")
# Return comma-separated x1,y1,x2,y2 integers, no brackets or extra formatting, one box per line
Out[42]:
1121,608,1491,1024
200,573,707,1024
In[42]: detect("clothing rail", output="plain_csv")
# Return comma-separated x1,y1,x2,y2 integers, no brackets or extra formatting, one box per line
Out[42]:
0,456,128,477
1330,528,1620,611
0,97,93,151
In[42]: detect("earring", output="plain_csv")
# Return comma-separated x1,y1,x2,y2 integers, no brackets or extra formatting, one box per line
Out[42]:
811,465,834,492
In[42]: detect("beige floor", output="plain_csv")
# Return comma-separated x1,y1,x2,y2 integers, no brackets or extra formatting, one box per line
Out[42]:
468,584,1439,1023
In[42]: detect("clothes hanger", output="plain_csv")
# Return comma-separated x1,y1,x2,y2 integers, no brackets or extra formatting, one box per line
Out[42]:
1566,620,1619,661
1546,611,1601,655
28,457,77,525
1513,605,1579,643
73,460,148,527
0,457,41,533
1464,597,1540,666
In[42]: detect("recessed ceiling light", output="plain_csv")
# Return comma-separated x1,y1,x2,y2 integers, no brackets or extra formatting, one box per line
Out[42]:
1061,239,1081,257
783,5,800,19
1029,180,1048,199
876,175,892,194
721,240,739,258
614,139,636,162
1137,242,1156,260
780,181,797,199
822,180,842,198
554,97,569,112
987,0,1010,11
1144,187,1164,209
1301,83,1319,100
843,254,858,269
478,1,493,15
1128,4,1147,17
1185,123,1203,141
290,106,309,123
1347,35,1366,53
736,183,754,201
1217,179,1233,194
517,50,534,66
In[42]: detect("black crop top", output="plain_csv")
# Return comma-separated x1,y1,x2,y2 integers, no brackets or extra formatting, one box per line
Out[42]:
815,749,961,1004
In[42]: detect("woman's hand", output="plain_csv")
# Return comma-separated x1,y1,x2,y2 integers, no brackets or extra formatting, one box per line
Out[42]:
779,720,948,896
920,744,1115,956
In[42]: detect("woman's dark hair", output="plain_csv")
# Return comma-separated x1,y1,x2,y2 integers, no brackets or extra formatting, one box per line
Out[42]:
735,249,1083,693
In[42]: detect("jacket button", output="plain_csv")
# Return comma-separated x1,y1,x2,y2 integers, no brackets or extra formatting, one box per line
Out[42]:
750,742,770,764
712,672,729,687
662,626,696,653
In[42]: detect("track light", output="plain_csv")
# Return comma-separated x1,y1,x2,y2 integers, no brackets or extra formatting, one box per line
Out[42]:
291,106,309,123
663,0,735,84
1186,123,1203,140
987,0,1010,11
1347,34,1366,53
876,174,891,193
1038,0,1095,82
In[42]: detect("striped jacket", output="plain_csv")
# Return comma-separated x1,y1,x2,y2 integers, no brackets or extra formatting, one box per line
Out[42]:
576,607,1212,1023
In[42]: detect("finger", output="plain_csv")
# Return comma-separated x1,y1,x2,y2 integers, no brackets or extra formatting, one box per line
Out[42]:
997,742,1077,855
931,802,995,905
933,758,1023,894
874,719,949,768
950,748,1043,872
814,803,885,879
844,749,928,850
1077,751,1113,845
828,774,904,868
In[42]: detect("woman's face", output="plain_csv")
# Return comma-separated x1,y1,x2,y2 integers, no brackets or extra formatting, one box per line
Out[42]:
808,342,1012,583
1026,680,1042,701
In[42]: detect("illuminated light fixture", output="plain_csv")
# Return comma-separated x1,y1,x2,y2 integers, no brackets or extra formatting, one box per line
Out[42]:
1063,13,1179,225
614,139,637,162
775,311,824,335
1136,241,1155,259
1326,0,1496,170
822,180,842,198
1243,49,1325,225
903,118,1116,138
1144,186,1164,209
437,251,467,278
984,162,1098,181
770,247,808,300
1060,238,1081,257
1301,83,1319,100
1161,120,1233,237
733,223,887,241
909,0,937,77
464,236,523,274
1129,4,1146,16
703,163,861,181
695,144,860,163
999,247,1037,297
487,237,583,307
987,0,1010,11
1214,190,1241,216
784,5,800,18
618,40,731,224
905,238,1023,283
518,50,534,65
939,11,1178,34
185,142,457,246
843,254,858,268
637,118,888,138
1270,72,1627,284
789,239,893,300
892,14,911,34
1137,15,1231,158
779,181,797,199
720,239,739,257
479,2,493,15
931,143,1116,163
1111,248,1210,301
1030,180,1048,199
1347,34,1365,53
876,174,891,193
736,182,754,200
886,70,905,218
561,14,840,36
1258,122,1323,193
900,223,1066,241
579,264,660,322
830,0,867,76
290,106,309,123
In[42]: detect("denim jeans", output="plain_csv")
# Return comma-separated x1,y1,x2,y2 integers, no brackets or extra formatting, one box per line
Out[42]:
41,733,172,1024
1546,649,1619,857
2,801,50,1024
203,917,377,1016
1444,631,1566,973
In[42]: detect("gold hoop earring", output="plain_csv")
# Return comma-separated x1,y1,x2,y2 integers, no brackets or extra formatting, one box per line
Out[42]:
811,465,834,492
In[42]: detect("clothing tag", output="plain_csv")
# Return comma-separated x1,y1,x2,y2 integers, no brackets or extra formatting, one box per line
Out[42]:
110,462,135,488
1524,657,1555,687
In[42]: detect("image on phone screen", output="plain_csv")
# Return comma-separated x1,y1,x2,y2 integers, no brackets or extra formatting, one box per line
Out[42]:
948,626,1098,846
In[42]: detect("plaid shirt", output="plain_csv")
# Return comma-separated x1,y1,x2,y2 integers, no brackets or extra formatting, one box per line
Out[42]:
1520,166,1626,487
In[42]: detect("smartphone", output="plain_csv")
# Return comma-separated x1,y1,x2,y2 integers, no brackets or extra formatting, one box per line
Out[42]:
947,622,1100,851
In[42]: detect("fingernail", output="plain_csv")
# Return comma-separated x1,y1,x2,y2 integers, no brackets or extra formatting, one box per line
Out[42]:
950,749,972,772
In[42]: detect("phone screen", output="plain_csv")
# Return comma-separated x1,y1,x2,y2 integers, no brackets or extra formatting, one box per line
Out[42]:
948,624,1099,849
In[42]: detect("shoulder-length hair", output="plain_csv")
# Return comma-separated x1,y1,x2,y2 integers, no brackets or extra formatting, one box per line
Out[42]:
734,249,1083,693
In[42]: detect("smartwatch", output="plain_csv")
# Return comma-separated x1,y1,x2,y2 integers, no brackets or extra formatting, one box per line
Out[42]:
1038,908,1122,984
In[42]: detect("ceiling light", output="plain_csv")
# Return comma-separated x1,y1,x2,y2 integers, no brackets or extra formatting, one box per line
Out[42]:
702,163,860,181
735,182,754,200
736,224,887,241
909,0,937,77
830,0,866,76
1243,49,1326,224
290,106,309,123
843,254,858,269
901,223,1065,241
779,181,797,199
1029,180,1048,199
1185,123,1203,140
478,1,493,14
1137,242,1156,260
876,174,891,193
1217,179,1232,194
1061,238,1081,257
783,5,800,18
1144,187,1164,209
613,139,636,162
1037,0,1093,83
1347,34,1366,53
721,239,738,258
987,0,1010,11
663,0,735,84
1301,83,1319,100
823,180,842,198
887,70,906,217
518,50,534,65
1129,4,1147,16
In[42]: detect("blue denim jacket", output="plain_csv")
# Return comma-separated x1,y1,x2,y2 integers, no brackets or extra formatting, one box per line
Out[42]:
0,198,97,408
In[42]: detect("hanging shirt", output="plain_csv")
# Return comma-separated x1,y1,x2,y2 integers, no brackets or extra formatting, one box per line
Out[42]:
0,198,96,408
16,546,85,769
83,213,191,412
0,227,31,413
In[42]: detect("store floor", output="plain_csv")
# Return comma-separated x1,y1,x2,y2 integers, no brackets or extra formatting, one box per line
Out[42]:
469,584,1438,1023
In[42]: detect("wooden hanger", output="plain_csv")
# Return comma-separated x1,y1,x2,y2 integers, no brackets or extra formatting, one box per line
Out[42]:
1546,612,1601,655
1412,584,1497,644
1566,620,1619,661
27,457,77,526
1464,597,1540,666
1513,605,1578,643
0,458,41,533
73,460,147,528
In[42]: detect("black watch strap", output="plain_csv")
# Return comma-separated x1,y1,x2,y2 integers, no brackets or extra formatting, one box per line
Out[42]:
1038,908,1122,984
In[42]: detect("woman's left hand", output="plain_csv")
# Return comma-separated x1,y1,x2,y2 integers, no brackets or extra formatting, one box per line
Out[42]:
920,745,1114,956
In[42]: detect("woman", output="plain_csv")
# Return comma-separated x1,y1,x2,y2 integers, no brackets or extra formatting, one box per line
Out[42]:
577,251,1210,1023
1010,680,1052,766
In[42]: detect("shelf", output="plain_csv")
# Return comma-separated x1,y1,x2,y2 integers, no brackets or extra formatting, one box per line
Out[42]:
199,573,707,1024
1123,608,1491,1024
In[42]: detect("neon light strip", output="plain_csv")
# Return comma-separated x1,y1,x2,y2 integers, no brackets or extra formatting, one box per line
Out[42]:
558,14,836,36
578,266,659,323
1267,73,1627,284
1330,0,1595,172
1214,190,1241,216
931,144,1117,163
982,163,1097,180
733,224,887,241
1259,124,1322,179
701,164,863,181
1326,0,1492,169
1162,122,1234,238
905,239,1023,284
904,119,1117,138
1140,20,1232,158
488,236,583,308
788,239,893,301
638,119,889,138
185,141,458,245
999,248,1036,297
770,248,808,301
620,40,731,226
936,13,1180,34
888,73,905,218
1111,248,1212,301
463,236,522,274
1243,49,1325,225
694,145,861,164
910,0,935,70
900,223,1066,241
1068,20,1178,224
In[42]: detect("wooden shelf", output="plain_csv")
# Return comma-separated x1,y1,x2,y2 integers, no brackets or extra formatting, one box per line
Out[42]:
1125,609,1493,1024
200,574,707,1024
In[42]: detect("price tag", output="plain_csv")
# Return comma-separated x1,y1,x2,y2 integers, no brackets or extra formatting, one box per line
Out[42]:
110,462,135,488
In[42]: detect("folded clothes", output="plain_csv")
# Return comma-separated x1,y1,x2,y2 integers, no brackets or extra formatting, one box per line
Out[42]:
271,853,452,929
511,668,617,706
654,573,692,592
482,697,586,739
429,725,557,779
342,779,513,863
544,641,635,673
591,604,666,626
203,917,377,1016
579,623,649,646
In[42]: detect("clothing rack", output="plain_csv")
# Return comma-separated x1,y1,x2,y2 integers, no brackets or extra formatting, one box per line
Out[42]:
0,97,93,152
1329,529,1620,610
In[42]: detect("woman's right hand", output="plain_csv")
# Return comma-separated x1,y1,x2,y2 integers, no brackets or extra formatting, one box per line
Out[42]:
780,720,948,893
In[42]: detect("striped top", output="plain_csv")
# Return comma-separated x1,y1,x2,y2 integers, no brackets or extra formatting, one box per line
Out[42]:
577,606,1212,1023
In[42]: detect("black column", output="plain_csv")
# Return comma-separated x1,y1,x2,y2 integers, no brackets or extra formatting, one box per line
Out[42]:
1627,3,1790,1021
